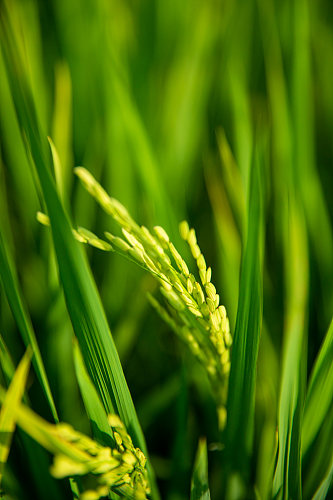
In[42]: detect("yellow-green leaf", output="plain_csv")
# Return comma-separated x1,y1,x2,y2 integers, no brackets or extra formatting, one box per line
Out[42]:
0,349,31,486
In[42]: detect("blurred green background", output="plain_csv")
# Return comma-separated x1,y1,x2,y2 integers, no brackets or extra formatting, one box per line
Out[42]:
0,0,333,498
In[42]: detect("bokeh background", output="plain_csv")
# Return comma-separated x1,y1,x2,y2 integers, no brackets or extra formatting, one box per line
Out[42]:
1,0,333,498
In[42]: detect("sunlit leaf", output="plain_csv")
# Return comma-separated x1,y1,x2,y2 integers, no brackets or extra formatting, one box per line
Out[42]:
0,349,31,486
190,438,211,500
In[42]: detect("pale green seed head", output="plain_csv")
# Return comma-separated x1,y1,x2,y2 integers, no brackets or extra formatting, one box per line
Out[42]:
153,226,170,245
36,211,50,226
169,243,189,276
221,350,230,364
51,455,90,478
218,305,227,320
195,282,205,305
73,229,88,243
174,282,184,293
218,407,227,430
200,302,210,317
199,268,207,285
142,253,160,274
188,306,203,318
197,254,206,272
160,288,185,311
207,297,216,313
122,229,144,251
105,233,131,252
179,220,190,240
180,292,196,307
187,228,197,246
122,452,137,466
191,243,201,260
205,282,216,300
187,277,194,294
74,167,112,213
73,168,233,434
80,488,103,500
109,197,131,222
210,310,221,331
128,247,145,265
77,227,112,251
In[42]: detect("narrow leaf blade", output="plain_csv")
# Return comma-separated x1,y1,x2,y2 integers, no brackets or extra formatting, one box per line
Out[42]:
225,146,264,476
273,201,308,500
0,349,31,485
191,438,211,500
0,7,158,497
0,229,58,422
73,339,115,448
302,317,333,456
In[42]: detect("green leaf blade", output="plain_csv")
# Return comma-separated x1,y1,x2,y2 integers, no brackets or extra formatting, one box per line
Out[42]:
0,229,58,422
0,348,31,486
225,147,264,477
302,318,333,456
191,438,211,500
0,8,159,499
273,200,308,500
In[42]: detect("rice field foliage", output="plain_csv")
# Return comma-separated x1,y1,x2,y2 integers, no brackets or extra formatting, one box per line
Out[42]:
0,0,332,499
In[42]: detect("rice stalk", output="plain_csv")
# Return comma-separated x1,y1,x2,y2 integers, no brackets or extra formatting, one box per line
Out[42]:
38,166,232,429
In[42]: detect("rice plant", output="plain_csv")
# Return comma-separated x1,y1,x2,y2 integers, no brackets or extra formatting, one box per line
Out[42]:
0,0,333,499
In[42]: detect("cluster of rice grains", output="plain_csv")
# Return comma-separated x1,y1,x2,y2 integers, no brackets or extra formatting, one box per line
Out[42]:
75,168,232,428
50,415,149,500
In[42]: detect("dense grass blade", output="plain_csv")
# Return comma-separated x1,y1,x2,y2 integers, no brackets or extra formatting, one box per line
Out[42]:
0,5,159,499
0,349,31,487
110,70,177,233
205,134,242,324
225,145,264,479
73,341,119,500
73,339,115,447
0,335,15,385
51,62,73,204
216,129,246,234
0,386,150,500
0,335,65,500
302,318,333,497
303,405,333,499
190,438,211,500
302,318,333,456
312,456,333,500
273,201,308,500
291,0,333,320
0,228,58,422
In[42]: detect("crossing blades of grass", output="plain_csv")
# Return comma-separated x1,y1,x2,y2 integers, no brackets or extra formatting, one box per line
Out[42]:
0,334,15,386
303,405,333,499
110,68,177,234
302,317,333,456
0,5,159,499
73,339,115,448
312,456,333,500
273,200,308,500
0,335,65,500
190,438,211,500
0,228,58,422
73,340,119,500
0,387,150,500
0,348,31,488
205,132,242,325
225,144,264,480
291,0,333,320
216,128,246,234
302,317,333,498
